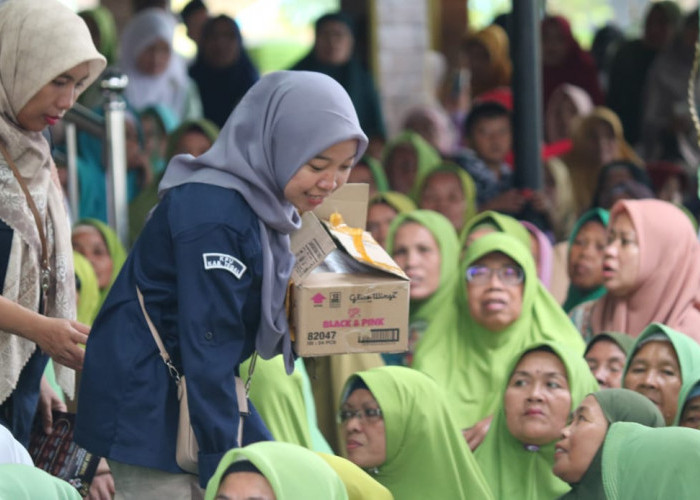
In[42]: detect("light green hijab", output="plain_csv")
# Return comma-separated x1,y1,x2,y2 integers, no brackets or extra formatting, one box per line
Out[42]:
369,191,416,215
602,422,700,500
674,370,700,426
584,331,636,357
475,342,599,500
343,366,495,500
381,130,442,201
78,6,118,65
0,464,82,499
73,251,100,325
560,389,665,500
204,441,348,500
240,355,332,453
73,219,127,309
459,209,531,252
562,208,610,313
416,162,479,231
317,453,394,500
622,322,700,425
413,232,586,428
359,155,389,193
385,209,460,333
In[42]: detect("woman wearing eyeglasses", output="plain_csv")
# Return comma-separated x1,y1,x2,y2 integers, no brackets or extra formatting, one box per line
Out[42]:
338,366,495,500
412,232,585,451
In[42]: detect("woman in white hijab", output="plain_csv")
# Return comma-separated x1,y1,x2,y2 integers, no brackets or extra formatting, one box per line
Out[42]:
75,71,368,499
120,7,202,120
0,0,105,444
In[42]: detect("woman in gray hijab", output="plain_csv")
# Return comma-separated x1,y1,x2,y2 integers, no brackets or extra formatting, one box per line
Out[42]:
75,71,368,499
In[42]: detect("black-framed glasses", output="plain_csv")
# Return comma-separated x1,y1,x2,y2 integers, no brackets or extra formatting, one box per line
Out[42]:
337,408,383,424
465,265,524,286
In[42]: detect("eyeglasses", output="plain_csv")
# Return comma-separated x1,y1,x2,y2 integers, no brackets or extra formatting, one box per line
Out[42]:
465,265,524,286
337,408,383,424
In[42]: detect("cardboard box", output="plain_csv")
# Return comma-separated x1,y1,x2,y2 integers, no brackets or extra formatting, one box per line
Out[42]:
290,184,410,356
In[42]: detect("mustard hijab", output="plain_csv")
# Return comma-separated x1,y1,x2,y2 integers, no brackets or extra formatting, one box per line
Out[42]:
413,232,586,429
474,342,599,500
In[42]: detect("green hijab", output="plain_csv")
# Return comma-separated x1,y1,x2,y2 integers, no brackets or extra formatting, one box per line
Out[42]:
317,453,394,500
385,210,460,325
475,342,599,500
381,131,442,201
129,118,221,245
204,441,348,500
584,331,636,356
674,370,700,426
413,232,586,428
562,209,610,313
622,323,700,424
416,162,479,231
78,6,118,65
560,389,665,500
602,422,700,500
459,210,531,252
73,251,100,325
369,191,416,215
384,210,460,366
73,219,127,309
240,356,331,453
0,464,82,499
360,155,389,193
344,366,495,500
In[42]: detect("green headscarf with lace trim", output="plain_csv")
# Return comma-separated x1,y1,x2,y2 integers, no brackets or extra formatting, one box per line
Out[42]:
474,341,599,500
343,366,494,500
413,232,586,429
381,131,441,201
204,441,348,500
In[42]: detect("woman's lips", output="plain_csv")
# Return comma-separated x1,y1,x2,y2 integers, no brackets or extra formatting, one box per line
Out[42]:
483,299,507,312
346,440,362,450
524,408,544,417
45,115,60,126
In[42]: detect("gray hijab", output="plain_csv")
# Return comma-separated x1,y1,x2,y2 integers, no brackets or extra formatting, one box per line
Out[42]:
159,71,368,373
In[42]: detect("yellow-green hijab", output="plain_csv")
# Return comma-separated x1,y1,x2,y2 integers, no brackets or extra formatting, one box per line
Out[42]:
317,453,394,500
73,251,100,325
416,162,479,231
343,366,494,500
459,209,531,252
602,422,700,500
73,219,127,309
474,342,599,500
413,232,586,428
381,130,442,201
204,441,348,500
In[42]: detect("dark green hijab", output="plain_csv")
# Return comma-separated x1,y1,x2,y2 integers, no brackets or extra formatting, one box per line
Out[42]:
563,208,610,313
560,389,665,499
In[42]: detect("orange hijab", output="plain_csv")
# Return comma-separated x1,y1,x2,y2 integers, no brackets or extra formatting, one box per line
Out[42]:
590,199,700,341
463,25,512,98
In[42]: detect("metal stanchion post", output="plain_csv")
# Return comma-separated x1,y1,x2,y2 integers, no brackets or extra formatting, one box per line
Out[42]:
100,69,129,247
64,122,79,221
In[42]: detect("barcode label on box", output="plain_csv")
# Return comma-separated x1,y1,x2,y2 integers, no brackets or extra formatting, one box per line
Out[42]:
359,328,400,343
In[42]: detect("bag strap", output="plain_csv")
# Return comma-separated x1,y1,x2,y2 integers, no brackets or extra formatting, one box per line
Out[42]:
0,140,51,313
136,286,182,382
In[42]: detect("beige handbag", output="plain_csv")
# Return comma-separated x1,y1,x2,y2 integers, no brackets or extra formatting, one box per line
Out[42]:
136,286,255,474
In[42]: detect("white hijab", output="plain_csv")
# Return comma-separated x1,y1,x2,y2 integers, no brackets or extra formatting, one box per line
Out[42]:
0,0,105,402
120,8,191,119
160,71,368,373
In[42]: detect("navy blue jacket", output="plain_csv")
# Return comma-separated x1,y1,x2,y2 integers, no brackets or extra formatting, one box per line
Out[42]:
75,183,273,486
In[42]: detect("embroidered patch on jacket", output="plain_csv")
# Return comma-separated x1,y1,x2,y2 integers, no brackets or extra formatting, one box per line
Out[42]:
202,253,247,279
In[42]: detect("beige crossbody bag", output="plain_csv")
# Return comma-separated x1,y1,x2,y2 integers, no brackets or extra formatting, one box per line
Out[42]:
136,286,256,474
